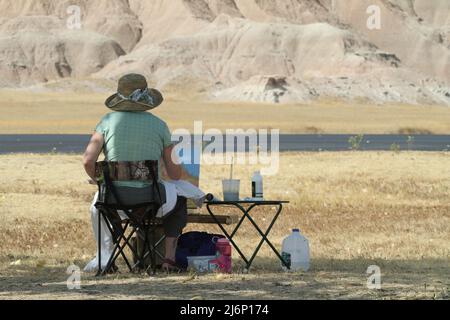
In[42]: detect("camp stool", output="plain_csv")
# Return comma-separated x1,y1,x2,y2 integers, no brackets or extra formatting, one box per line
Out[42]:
94,160,166,276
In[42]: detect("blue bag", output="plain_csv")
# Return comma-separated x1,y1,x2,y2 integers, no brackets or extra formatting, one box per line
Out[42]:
175,231,225,270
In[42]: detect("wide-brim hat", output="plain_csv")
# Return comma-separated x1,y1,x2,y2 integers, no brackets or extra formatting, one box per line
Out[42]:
105,73,164,111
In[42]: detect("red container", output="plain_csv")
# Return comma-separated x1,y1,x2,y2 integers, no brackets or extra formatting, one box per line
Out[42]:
216,238,232,256
210,238,232,273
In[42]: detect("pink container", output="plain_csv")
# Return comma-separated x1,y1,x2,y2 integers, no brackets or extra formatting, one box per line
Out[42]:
210,238,232,273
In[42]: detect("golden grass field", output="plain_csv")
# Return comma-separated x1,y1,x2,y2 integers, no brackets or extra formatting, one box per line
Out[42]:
1,89,450,134
0,152,449,300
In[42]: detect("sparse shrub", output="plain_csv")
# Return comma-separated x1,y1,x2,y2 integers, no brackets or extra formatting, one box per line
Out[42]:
348,134,364,150
390,143,401,153
406,136,415,150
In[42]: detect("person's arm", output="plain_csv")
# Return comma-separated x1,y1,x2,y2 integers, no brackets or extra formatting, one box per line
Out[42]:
83,132,104,181
163,144,182,181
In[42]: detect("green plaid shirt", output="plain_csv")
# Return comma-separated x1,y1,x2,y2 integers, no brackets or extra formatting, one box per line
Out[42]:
95,111,173,187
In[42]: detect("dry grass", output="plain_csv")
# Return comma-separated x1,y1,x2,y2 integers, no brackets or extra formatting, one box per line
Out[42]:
1,90,450,134
0,152,449,300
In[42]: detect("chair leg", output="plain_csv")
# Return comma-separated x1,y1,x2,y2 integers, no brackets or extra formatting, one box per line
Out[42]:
140,223,155,276
95,206,164,276
141,232,165,268
138,225,154,274
100,217,136,275
101,244,119,276
132,226,154,273
103,229,136,275
100,225,121,276
139,228,147,271
152,234,166,261
149,224,157,275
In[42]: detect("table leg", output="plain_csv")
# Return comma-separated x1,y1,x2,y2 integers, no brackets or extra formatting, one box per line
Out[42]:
244,204,290,270
206,202,289,272
229,204,257,239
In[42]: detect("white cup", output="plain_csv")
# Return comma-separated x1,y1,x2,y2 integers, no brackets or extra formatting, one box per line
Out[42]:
222,179,240,201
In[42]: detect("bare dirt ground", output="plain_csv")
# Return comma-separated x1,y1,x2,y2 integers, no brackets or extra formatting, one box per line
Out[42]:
0,152,449,300
1,90,450,134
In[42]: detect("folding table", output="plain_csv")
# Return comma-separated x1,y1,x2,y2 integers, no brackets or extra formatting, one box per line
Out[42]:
205,200,290,271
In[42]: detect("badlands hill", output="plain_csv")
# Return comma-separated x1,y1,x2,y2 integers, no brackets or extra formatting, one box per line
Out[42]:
0,0,449,104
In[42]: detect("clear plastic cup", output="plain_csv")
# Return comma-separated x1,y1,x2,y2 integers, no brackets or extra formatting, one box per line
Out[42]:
222,179,240,201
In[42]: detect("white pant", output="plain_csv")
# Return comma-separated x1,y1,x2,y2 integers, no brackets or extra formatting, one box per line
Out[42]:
83,192,129,272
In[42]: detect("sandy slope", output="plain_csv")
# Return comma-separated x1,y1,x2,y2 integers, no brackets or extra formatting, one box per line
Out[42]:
0,0,449,104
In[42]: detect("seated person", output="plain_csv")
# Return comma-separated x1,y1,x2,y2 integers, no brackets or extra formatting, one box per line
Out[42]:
83,73,186,272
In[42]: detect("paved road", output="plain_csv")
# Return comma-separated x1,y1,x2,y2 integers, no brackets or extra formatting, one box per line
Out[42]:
0,135,449,154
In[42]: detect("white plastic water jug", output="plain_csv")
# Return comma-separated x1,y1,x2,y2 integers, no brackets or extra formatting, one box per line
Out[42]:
281,229,310,272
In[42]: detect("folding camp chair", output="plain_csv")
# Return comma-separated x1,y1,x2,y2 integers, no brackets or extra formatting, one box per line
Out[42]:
94,160,166,276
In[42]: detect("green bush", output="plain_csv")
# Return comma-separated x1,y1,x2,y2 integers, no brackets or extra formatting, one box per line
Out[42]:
348,134,364,150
